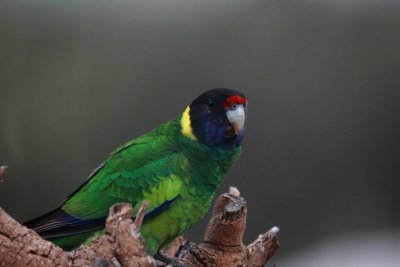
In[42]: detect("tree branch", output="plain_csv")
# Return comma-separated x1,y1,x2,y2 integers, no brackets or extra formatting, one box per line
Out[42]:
161,187,280,267
0,166,279,266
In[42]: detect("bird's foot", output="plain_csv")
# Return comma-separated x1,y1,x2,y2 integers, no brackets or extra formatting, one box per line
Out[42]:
153,252,187,267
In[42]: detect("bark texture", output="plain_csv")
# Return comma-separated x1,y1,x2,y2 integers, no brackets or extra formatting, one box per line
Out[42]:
0,166,279,267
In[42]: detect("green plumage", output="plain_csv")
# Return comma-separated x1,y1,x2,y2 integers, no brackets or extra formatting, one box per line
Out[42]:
52,117,241,254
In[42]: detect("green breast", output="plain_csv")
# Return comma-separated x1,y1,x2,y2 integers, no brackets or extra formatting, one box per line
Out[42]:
141,135,241,254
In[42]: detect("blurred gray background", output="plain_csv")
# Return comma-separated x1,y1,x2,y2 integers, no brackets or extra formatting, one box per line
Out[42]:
1,0,399,266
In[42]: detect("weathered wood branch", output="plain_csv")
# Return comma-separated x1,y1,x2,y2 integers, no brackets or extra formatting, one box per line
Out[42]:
0,166,279,267
160,187,279,267
0,201,155,267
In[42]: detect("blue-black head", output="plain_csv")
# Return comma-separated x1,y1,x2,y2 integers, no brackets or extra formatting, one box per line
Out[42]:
182,88,247,149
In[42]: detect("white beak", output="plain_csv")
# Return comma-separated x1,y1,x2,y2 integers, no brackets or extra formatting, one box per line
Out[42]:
226,105,246,134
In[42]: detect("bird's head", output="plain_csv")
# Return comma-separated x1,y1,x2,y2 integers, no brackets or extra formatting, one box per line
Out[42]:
181,88,247,148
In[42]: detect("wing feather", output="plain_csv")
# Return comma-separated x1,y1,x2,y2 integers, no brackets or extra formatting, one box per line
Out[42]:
62,121,184,220
26,119,185,240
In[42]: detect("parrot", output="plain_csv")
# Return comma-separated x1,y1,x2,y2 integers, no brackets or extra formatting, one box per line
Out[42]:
24,88,248,255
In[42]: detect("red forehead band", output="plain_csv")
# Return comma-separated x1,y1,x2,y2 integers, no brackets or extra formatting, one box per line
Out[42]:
224,95,247,109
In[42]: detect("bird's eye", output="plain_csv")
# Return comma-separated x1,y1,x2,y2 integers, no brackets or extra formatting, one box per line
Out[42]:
230,103,238,110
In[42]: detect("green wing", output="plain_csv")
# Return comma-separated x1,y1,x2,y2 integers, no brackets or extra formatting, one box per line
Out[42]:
62,119,186,220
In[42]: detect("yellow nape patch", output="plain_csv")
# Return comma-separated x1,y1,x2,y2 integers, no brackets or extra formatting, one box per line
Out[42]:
181,106,197,140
